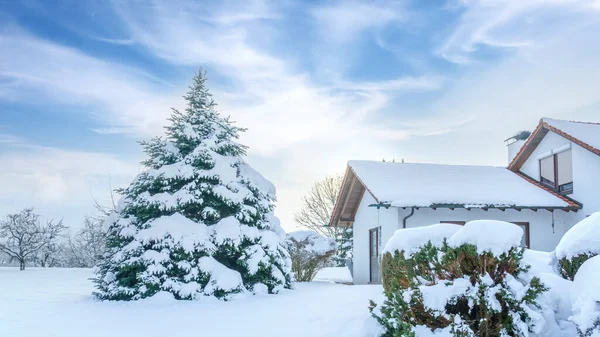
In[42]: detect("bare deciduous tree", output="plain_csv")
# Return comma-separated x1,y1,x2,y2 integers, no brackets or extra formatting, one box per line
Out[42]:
0,208,66,270
286,231,336,282
294,174,353,267
294,174,344,238
34,220,68,267
67,216,107,268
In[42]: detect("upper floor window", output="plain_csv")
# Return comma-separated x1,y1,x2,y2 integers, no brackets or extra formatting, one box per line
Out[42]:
540,149,573,194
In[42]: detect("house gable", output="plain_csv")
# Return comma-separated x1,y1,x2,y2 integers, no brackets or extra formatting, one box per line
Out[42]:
508,118,600,172
329,166,370,227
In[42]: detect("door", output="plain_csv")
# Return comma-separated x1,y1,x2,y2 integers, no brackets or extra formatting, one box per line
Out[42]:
369,227,381,283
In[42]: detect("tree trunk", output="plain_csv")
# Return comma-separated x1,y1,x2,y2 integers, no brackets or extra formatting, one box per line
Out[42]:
19,260,25,271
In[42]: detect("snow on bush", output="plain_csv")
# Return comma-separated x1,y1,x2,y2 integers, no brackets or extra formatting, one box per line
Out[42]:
448,220,524,256
383,223,462,256
381,223,461,293
556,212,600,280
371,220,548,337
521,250,578,337
571,255,600,337
286,230,336,282
93,70,292,301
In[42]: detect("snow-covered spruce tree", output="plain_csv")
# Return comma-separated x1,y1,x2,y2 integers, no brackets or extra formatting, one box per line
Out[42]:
371,221,547,337
93,70,292,300
333,227,353,267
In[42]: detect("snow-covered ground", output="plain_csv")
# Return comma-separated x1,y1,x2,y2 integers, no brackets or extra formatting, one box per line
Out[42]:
0,268,382,337
313,267,353,283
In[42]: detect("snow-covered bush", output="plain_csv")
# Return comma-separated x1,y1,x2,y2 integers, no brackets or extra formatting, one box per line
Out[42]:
555,212,600,280
371,220,547,337
93,70,292,301
571,255,600,337
286,230,336,282
380,223,462,293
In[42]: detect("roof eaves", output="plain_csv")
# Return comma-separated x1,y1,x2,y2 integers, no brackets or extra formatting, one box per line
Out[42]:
329,165,380,227
542,122,600,157
508,119,545,171
512,171,582,209
329,166,351,227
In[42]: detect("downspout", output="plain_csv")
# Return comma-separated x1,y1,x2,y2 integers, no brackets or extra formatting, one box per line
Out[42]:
402,207,415,229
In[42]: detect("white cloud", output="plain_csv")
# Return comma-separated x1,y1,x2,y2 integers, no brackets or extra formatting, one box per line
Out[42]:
0,139,139,227
0,2,446,229
310,1,405,44
12,0,598,231
0,133,22,144
399,15,600,171
438,0,600,64
0,28,180,137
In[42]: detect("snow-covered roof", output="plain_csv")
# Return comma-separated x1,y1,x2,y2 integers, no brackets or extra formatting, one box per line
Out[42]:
348,160,572,209
542,118,600,153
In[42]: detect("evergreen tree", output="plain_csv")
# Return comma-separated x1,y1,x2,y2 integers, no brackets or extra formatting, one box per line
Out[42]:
333,227,353,267
93,69,292,300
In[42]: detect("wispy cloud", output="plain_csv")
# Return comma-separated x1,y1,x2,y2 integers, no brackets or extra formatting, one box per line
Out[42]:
91,36,135,45
93,0,443,155
0,133,22,144
310,1,405,44
0,27,179,136
437,0,600,64
0,140,139,225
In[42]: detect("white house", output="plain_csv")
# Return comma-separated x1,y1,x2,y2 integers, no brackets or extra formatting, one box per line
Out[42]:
329,118,600,284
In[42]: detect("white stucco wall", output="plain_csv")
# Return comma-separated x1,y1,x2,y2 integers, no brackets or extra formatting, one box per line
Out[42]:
352,193,397,285
399,207,571,251
571,144,600,218
519,130,600,222
353,205,574,284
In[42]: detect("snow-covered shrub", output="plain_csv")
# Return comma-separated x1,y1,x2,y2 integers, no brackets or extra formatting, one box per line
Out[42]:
521,250,578,336
286,231,336,282
571,255,600,337
380,223,462,293
555,212,600,280
371,220,548,337
93,70,292,301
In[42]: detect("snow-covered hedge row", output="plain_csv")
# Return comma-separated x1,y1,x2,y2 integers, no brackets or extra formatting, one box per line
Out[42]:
371,220,548,337
555,212,600,280
369,213,600,337
286,231,336,282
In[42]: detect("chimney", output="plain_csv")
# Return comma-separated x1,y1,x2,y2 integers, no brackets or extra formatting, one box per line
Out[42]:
505,130,531,165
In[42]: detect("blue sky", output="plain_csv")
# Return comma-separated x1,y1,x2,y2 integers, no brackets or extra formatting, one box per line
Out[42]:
1,0,600,230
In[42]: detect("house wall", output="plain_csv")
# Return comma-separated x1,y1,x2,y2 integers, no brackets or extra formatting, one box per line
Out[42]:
571,144,600,218
519,130,600,222
398,207,571,251
352,193,398,285
352,201,575,285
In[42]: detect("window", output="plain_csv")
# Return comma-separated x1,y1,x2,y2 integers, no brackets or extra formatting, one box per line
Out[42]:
440,221,466,225
512,222,530,248
540,156,555,187
539,149,573,194
441,221,529,247
557,150,573,193
369,227,381,283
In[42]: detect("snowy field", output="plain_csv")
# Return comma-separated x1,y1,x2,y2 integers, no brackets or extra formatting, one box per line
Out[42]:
0,268,382,337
